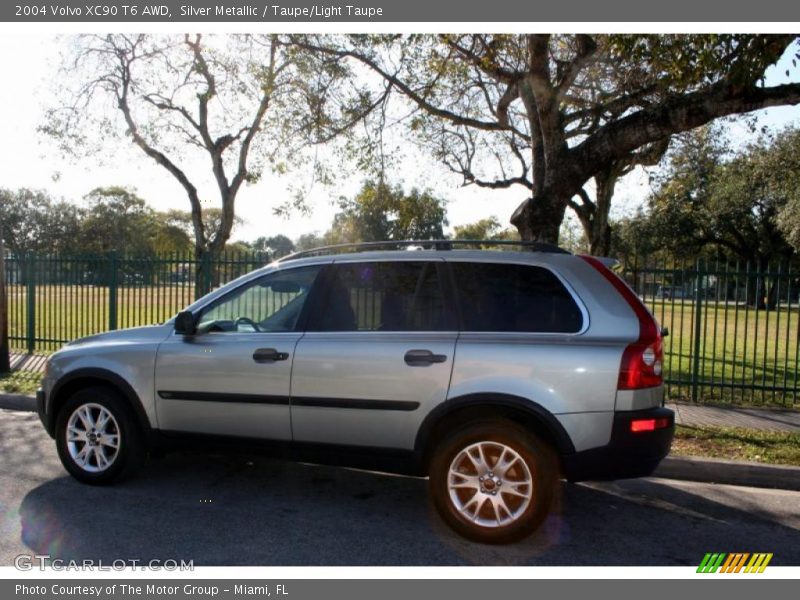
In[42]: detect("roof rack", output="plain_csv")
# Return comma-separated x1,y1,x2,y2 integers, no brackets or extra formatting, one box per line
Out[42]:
278,239,570,262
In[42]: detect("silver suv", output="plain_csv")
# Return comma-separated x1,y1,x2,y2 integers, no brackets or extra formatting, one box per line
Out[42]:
36,241,674,543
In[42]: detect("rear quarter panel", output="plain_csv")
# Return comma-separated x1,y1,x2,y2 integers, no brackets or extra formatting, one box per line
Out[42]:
445,254,640,452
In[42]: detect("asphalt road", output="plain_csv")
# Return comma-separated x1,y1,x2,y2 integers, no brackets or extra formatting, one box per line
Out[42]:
2,407,799,566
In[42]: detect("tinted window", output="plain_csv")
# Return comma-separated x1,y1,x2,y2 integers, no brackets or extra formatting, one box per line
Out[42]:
452,262,583,333
197,266,321,334
316,261,452,332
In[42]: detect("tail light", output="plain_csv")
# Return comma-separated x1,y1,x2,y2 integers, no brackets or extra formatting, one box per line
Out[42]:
617,337,663,390
580,256,664,390
630,417,671,433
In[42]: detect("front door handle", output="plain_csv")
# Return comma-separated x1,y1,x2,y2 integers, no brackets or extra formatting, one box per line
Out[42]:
253,348,289,363
404,349,447,366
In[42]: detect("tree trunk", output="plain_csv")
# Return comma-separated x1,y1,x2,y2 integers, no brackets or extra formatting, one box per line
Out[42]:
587,168,618,256
194,246,211,300
0,234,10,374
194,243,230,300
746,257,771,309
510,191,568,244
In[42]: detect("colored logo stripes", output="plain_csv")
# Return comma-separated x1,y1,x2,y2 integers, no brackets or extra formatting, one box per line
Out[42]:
697,553,773,573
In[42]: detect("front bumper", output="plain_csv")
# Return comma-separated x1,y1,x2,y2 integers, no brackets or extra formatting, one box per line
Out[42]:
561,407,674,481
36,388,54,437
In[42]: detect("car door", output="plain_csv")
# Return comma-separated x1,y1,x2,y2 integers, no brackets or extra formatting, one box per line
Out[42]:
290,259,458,450
154,264,323,440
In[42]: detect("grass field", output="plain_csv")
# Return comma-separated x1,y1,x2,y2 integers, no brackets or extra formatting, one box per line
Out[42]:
6,284,195,352
647,299,799,405
672,425,800,465
4,285,800,406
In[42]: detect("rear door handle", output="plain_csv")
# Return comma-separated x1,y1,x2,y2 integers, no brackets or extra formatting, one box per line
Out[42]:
404,349,447,366
253,348,289,363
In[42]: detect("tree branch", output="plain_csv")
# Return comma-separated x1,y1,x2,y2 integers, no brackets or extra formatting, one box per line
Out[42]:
556,35,599,97
572,82,800,185
114,52,206,250
287,36,516,134
440,35,519,83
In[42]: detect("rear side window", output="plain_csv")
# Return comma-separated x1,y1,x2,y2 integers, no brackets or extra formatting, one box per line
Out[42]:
314,261,454,331
451,262,584,333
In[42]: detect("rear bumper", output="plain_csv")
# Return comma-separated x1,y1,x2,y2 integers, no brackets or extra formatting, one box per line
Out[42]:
561,407,674,481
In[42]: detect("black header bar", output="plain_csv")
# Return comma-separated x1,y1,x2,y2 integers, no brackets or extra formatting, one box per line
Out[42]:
3,0,800,23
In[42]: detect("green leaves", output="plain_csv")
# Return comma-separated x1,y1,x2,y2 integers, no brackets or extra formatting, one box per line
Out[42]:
640,125,800,262
324,180,448,244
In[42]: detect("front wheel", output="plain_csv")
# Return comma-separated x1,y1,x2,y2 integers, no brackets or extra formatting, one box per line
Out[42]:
428,420,557,544
55,386,145,484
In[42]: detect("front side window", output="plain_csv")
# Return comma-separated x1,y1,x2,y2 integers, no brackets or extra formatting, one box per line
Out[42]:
314,261,453,332
452,262,584,333
197,265,322,334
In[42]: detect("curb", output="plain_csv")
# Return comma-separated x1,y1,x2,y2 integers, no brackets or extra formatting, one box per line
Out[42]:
0,393,35,412
653,455,800,492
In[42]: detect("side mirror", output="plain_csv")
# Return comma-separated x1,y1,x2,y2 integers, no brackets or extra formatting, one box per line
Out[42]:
661,326,670,338
174,311,196,336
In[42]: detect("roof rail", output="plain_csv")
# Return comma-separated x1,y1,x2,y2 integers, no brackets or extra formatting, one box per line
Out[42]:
278,239,570,262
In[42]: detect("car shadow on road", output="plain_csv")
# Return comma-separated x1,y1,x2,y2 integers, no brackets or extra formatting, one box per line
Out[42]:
17,449,800,566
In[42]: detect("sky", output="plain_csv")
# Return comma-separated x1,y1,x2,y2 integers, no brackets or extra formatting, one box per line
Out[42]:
0,34,798,243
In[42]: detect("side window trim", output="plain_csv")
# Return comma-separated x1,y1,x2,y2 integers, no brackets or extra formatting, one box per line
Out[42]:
437,261,462,332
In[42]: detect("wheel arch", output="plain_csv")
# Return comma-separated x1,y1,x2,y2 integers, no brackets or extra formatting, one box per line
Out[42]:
47,368,153,442
415,393,575,472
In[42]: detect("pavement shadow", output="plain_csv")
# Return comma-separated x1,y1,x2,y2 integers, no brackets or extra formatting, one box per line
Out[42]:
17,449,800,566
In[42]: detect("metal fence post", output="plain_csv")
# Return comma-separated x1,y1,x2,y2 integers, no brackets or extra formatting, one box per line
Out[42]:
25,252,36,354
108,251,118,331
691,259,704,403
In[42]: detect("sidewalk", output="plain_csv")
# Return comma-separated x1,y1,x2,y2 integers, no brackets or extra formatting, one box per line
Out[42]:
666,401,800,432
8,351,48,373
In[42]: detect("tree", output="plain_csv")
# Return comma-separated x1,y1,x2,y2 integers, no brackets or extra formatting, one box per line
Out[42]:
222,241,254,254
452,216,519,241
610,210,661,266
0,188,84,256
646,126,796,267
294,232,325,252
773,130,800,253
326,180,448,243
79,187,160,255
637,126,800,307
162,208,243,250
637,127,726,260
294,35,800,253
151,220,192,255
250,234,295,259
44,34,383,272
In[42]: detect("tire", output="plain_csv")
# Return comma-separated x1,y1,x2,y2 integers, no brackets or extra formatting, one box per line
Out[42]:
55,385,145,485
428,420,557,544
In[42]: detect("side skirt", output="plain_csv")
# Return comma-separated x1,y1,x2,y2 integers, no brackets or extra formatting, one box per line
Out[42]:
152,430,425,477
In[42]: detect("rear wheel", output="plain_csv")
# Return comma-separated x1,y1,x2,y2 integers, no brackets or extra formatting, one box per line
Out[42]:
55,386,145,484
429,420,557,544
